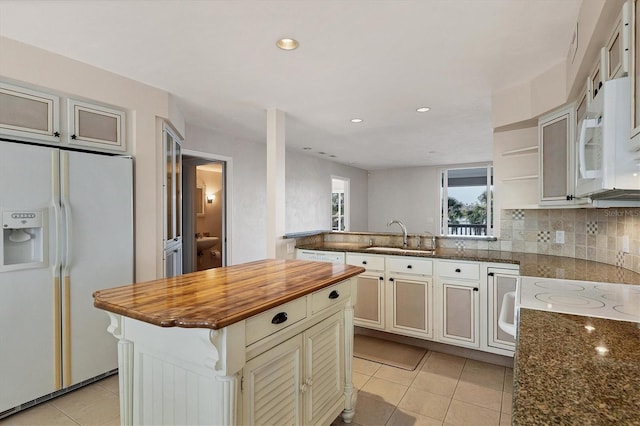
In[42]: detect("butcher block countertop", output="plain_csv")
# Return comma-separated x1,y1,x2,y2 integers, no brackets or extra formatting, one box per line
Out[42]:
514,309,640,425
93,259,365,330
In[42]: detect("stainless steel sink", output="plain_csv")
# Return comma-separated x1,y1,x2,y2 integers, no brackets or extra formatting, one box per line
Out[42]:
365,247,435,255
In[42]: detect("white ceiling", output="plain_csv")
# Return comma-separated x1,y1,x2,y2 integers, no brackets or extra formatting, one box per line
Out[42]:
0,0,581,170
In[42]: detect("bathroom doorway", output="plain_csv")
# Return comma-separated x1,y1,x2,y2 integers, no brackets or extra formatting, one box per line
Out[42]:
183,153,229,273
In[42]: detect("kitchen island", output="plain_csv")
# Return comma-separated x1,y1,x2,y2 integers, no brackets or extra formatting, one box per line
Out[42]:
93,259,365,426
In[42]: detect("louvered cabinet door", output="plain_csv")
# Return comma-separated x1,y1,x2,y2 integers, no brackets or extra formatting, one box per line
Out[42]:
243,335,303,426
303,313,344,426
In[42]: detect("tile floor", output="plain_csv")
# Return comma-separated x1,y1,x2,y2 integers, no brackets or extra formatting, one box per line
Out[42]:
1,351,513,426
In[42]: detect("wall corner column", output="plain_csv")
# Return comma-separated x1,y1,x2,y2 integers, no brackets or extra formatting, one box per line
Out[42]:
266,108,286,258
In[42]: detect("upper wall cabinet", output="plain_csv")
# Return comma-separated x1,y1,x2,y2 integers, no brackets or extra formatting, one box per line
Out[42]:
588,52,604,101
630,0,640,149
68,99,126,152
0,81,61,143
604,7,629,81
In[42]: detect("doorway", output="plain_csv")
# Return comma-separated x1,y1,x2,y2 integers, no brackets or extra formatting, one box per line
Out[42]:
183,153,229,273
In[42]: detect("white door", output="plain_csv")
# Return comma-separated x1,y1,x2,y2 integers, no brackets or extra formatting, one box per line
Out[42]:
0,142,59,411
389,276,433,339
62,151,133,387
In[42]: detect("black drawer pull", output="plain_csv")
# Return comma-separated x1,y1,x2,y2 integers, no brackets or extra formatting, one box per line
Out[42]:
473,287,479,292
455,268,461,273
271,312,288,325
362,260,367,265
328,290,340,299
407,265,412,269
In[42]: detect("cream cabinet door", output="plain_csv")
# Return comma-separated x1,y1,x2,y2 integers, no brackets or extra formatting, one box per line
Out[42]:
0,81,60,143
487,271,518,352
303,313,344,426
68,99,126,152
438,280,480,348
388,275,433,339
243,335,303,426
353,273,385,330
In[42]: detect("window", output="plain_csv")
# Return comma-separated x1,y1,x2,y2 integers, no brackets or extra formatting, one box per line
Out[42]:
440,165,493,237
331,177,349,231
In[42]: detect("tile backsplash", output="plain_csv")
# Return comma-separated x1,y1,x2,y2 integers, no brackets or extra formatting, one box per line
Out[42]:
440,208,640,273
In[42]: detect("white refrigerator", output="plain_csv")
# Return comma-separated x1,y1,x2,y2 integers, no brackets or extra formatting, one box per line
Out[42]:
0,141,133,414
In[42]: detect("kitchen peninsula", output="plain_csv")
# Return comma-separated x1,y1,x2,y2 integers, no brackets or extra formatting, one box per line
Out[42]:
93,259,364,426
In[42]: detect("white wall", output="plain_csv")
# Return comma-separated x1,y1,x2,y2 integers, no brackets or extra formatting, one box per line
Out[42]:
185,124,267,264
367,166,440,234
286,150,368,233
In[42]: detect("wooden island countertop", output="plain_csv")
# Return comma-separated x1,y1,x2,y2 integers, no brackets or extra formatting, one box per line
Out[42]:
93,259,365,330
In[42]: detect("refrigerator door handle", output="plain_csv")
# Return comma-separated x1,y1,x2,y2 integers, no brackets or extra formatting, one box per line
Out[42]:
51,150,62,276
60,152,72,275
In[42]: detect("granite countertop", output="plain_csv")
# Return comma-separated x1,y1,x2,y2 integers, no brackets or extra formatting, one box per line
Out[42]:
93,259,364,329
296,243,640,285
514,309,640,425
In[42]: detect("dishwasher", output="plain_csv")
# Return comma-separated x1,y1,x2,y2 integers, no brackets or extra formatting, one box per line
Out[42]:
296,249,345,264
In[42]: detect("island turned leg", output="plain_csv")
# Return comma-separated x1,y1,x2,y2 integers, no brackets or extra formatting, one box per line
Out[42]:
342,303,356,423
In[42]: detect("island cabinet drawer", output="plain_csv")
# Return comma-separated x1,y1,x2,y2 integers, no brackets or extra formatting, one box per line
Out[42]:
245,298,308,346
311,280,351,314
386,257,433,276
438,260,480,280
346,253,385,271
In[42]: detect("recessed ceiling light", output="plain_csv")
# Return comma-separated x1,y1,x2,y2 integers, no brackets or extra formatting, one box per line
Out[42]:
318,151,326,155
302,147,312,150
350,118,363,123
416,107,431,112
329,155,337,158
276,38,299,50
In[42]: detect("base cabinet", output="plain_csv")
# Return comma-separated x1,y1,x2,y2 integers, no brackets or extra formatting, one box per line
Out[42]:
347,253,386,330
486,269,518,354
242,313,344,426
438,280,480,348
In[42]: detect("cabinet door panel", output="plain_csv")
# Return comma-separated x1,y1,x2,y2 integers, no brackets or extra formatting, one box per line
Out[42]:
488,273,517,351
304,314,343,425
439,281,479,348
354,274,384,329
0,82,60,143
390,276,432,338
541,116,569,199
243,335,302,426
68,99,125,151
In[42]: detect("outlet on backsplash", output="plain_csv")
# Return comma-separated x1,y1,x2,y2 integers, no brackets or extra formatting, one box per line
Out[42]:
556,231,565,244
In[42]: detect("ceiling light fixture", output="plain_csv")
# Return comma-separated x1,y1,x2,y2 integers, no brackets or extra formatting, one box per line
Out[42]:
416,107,431,112
276,38,299,50
350,118,363,123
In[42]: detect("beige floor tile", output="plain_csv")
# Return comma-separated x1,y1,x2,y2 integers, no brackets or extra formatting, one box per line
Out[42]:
353,371,371,390
95,374,119,396
50,385,119,425
99,415,121,426
398,387,451,421
411,370,458,398
503,368,514,393
501,392,512,415
374,364,420,387
499,413,512,426
452,381,502,412
459,360,505,391
0,403,77,425
444,400,500,426
387,408,444,426
421,352,465,379
353,357,382,376
361,377,408,406
352,393,396,426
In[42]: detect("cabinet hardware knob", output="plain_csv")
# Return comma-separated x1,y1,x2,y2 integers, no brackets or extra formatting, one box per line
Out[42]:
488,272,495,276
71,134,77,140
455,268,461,273
473,287,479,292
407,265,412,269
54,131,60,137
271,312,288,324
389,278,394,282
379,276,384,281
328,290,340,299
362,260,367,265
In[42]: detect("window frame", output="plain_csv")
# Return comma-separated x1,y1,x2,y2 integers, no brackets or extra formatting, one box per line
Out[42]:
439,164,493,238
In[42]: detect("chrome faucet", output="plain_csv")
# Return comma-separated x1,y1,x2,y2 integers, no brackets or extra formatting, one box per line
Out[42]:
387,220,408,248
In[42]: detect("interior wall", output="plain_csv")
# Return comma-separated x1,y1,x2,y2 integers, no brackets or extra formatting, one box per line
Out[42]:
185,124,267,264
367,166,440,234
285,150,368,233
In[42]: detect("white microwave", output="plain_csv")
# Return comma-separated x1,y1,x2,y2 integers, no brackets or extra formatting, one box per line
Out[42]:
575,77,640,200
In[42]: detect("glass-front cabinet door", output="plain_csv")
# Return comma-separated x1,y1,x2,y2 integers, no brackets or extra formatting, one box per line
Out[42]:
68,99,126,152
0,81,60,143
163,124,182,249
